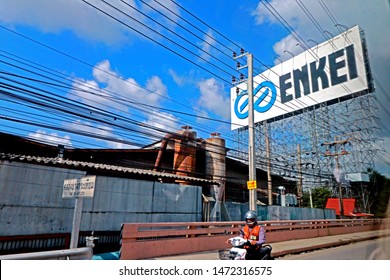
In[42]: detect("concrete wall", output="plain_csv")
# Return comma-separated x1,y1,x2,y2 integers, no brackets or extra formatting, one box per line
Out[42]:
0,161,202,236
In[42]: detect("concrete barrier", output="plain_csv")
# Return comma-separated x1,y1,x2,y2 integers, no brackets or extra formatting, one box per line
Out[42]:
120,219,388,259
0,247,93,260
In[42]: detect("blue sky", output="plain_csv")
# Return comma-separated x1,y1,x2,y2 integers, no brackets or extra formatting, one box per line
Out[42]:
0,0,389,176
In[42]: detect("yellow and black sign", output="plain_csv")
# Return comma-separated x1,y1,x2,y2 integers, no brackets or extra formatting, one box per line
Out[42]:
247,180,257,190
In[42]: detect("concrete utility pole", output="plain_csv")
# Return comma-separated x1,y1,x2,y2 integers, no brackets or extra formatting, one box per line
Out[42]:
233,50,257,212
247,53,257,212
322,137,350,217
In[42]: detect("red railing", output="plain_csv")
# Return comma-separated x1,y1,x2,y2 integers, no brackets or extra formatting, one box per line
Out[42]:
120,219,388,259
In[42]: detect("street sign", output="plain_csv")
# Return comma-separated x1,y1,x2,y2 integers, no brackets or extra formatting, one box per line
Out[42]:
247,180,257,190
62,176,96,198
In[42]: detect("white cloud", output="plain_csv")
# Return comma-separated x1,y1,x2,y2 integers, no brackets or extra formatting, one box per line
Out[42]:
252,0,390,62
272,34,300,62
199,29,216,61
0,0,135,45
168,69,198,87
28,130,72,147
197,78,230,120
145,75,168,103
72,60,167,110
67,120,137,149
0,0,182,45
143,111,179,140
168,69,186,86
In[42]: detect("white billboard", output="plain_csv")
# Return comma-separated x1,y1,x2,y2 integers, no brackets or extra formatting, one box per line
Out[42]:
231,25,371,130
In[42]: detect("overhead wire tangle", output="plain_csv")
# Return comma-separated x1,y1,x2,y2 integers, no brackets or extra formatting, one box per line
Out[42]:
0,46,245,154
1,76,326,183
160,0,242,53
81,0,233,84
297,0,368,90
0,74,187,143
32,0,334,144
317,0,390,111
78,0,268,143
0,96,234,179
160,0,313,115
0,3,307,149
1,82,331,182
0,51,249,150
136,0,236,61
226,150,333,181
2,70,242,172
262,0,363,109
0,94,156,147
0,124,108,149
0,50,241,139
0,57,240,158
1,72,327,180
100,0,240,77
0,55,189,139
0,25,212,119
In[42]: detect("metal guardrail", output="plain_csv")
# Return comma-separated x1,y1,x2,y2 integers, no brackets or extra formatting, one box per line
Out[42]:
0,247,93,260
120,219,389,259
0,231,120,256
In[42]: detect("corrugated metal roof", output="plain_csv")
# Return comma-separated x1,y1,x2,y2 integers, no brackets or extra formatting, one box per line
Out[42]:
0,153,218,185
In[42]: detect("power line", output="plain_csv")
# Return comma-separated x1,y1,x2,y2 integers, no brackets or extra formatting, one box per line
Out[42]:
81,0,233,84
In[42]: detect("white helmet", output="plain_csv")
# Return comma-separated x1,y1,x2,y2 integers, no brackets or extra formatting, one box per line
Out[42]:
244,210,257,226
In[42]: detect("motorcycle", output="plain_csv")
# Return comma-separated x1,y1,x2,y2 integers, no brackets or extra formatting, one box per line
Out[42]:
219,236,273,260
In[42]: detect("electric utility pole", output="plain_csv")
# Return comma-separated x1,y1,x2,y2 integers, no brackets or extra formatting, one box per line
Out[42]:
322,137,350,217
233,49,257,212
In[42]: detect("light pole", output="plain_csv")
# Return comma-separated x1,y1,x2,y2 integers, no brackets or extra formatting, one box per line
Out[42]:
233,50,257,212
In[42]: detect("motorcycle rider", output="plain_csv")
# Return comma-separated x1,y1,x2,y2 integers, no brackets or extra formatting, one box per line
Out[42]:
239,210,270,259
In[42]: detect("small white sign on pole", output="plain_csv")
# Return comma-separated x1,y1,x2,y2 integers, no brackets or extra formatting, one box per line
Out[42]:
62,176,96,249
62,176,96,198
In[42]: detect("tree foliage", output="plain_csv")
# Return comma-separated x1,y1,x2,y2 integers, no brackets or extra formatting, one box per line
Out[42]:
368,169,390,218
302,186,332,208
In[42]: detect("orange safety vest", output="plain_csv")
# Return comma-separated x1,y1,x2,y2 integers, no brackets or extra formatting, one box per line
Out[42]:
242,225,262,248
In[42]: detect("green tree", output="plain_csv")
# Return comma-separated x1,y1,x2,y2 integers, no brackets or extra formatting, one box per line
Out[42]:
302,186,332,208
368,169,390,218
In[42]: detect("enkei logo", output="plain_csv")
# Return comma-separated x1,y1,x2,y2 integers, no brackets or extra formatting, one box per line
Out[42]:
234,81,277,119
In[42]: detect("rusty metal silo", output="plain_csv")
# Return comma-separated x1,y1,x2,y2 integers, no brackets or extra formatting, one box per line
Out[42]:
173,126,197,184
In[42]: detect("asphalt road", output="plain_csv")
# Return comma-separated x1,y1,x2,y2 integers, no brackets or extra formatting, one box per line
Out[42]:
277,237,390,260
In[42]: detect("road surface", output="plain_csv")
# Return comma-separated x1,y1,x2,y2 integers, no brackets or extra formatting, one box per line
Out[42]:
278,237,390,260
